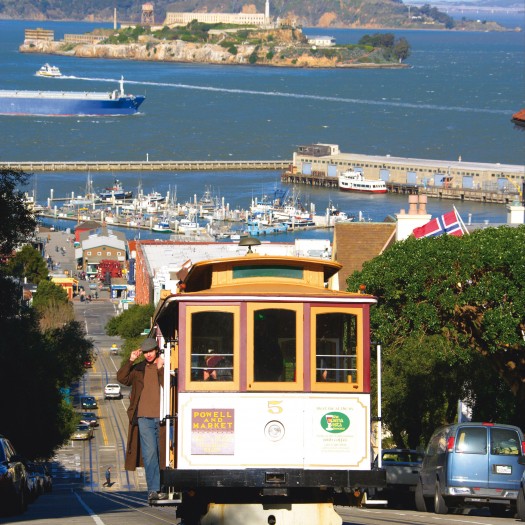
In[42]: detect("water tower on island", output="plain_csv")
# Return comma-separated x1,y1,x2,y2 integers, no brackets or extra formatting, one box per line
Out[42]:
141,2,154,26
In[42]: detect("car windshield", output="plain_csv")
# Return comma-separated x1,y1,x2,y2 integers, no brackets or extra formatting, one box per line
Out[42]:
77,425,89,430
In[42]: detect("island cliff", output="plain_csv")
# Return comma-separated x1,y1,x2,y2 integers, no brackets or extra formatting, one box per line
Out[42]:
20,27,410,69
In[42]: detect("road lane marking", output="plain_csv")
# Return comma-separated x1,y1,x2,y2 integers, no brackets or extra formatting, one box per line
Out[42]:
74,491,105,525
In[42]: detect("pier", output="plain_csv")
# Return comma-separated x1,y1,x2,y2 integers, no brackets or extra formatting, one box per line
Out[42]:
280,171,518,204
1,160,291,172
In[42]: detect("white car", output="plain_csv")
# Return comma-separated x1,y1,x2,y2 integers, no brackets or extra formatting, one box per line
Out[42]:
104,383,122,400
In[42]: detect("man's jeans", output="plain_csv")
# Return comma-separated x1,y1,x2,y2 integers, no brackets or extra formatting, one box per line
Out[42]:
138,417,160,492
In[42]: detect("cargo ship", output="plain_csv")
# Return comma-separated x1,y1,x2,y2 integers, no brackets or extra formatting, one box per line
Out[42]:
511,109,525,128
0,77,145,116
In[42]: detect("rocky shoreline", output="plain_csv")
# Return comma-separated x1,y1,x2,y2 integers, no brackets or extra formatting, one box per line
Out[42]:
19,39,410,69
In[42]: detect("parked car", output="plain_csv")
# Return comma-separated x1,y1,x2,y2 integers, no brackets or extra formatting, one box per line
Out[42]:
34,463,52,493
79,412,99,427
416,422,525,516
71,424,94,441
0,434,28,516
24,461,44,501
372,448,423,506
104,383,122,400
83,359,93,368
80,396,98,410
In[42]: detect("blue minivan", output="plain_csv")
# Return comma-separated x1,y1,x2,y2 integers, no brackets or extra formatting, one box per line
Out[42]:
416,422,525,516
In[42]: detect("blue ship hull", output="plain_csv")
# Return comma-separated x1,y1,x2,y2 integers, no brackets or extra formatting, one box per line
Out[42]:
0,86,145,116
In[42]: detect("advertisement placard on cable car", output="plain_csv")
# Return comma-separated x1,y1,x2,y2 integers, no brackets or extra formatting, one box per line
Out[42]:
178,393,371,469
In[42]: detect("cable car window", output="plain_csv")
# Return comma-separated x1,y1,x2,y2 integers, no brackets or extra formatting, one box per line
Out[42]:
191,311,234,382
315,312,358,383
253,308,295,382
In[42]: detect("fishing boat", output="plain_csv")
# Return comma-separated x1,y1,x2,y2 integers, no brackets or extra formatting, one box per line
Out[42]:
36,63,62,78
0,77,145,116
338,170,388,194
99,179,133,201
178,218,200,232
511,109,525,128
152,221,173,233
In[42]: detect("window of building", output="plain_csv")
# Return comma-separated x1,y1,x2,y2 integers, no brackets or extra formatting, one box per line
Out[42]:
97,251,102,256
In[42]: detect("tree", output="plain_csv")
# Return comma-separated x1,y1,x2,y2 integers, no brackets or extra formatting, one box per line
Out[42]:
0,169,93,458
393,37,411,62
105,304,154,339
347,226,525,445
0,169,37,258
32,279,74,329
5,244,48,284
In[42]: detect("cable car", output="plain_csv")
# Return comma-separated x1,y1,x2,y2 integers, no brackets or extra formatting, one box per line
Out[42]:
150,253,385,524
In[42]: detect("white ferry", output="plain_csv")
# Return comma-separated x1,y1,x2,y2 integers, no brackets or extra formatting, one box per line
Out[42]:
338,170,388,194
36,63,62,78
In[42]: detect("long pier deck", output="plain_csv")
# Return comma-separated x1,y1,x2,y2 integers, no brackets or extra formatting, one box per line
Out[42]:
1,160,291,172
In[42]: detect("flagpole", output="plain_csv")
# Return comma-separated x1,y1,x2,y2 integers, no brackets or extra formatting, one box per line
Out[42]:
453,205,470,235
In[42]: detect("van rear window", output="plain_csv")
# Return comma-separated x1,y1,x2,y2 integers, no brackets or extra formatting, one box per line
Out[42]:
456,427,487,454
491,428,520,456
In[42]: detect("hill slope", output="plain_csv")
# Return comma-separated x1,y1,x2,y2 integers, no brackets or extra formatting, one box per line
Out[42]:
0,0,444,28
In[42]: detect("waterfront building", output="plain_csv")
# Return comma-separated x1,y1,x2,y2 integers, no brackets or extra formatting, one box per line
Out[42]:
291,144,525,194
164,0,271,27
76,227,127,279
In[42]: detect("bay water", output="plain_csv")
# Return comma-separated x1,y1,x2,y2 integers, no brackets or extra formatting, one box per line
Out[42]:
0,19,524,239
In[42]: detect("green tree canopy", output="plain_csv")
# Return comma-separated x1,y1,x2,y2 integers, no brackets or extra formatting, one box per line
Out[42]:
0,168,93,458
0,169,37,258
393,37,411,62
348,226,525,446
105,303,154,339
5,244,48,284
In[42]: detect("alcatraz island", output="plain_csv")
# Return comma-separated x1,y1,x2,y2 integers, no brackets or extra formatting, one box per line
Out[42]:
19,1,416,69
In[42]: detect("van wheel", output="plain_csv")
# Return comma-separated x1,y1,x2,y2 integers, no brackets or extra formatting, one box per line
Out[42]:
517,486,525,521
434,483,448,514
415,479,427,512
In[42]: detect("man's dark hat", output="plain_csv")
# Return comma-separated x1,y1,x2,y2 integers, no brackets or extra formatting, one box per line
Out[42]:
141,337,158,353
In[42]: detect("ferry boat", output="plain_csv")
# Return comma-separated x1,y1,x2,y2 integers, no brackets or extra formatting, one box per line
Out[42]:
511,109,525,128
338,170,388,194
0,77,145,116
36,63,62,78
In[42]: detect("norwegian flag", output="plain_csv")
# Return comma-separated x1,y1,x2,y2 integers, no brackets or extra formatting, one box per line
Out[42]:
413,209,464,239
